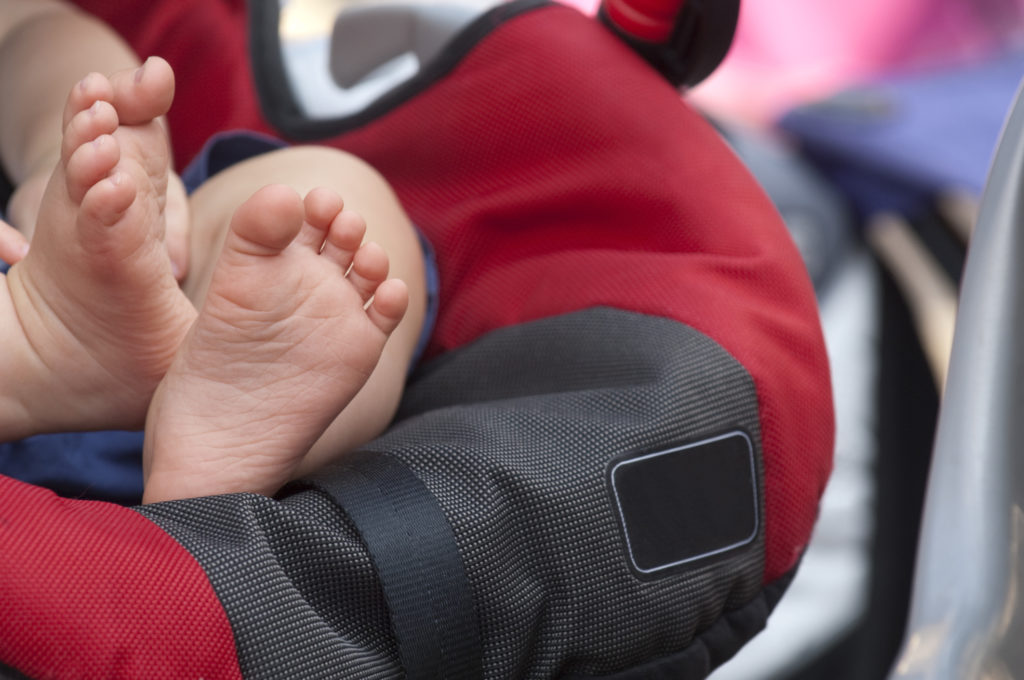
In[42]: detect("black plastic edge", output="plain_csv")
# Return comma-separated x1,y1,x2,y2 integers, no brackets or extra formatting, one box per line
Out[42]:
597,0,739,88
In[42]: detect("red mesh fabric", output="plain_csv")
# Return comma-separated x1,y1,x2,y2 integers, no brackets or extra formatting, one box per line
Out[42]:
332,7,835,583
69,1,832,581
0,476,242,679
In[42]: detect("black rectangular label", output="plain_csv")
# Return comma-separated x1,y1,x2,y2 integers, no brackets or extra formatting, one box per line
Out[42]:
609,431,759,576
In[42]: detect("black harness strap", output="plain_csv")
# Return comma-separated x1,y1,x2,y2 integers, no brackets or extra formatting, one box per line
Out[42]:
328,451,483,680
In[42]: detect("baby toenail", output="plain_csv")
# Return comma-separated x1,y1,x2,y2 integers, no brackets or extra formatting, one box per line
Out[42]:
134,63,146,83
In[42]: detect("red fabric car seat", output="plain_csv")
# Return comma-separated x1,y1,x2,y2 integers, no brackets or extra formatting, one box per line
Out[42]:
0,2,833,678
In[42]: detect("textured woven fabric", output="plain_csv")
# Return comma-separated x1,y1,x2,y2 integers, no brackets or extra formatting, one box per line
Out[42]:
360,308,766,677
139,490,400,679
139,308,765,678
566,570,796,679
72,0,832,587
307,5,834,583
0,477,241,680
7,5,836,678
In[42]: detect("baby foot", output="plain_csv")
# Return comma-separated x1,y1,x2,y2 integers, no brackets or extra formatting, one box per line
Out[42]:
2,58,195,436
142,185,408,502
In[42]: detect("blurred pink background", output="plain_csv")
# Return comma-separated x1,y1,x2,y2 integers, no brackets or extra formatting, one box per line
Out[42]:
560,0,1024,126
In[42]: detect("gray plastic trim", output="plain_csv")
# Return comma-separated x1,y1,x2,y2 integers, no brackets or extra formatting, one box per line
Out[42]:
280,1,491,120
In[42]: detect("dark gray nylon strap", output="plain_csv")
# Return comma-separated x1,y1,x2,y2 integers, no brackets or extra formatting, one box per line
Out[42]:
324,451,483,680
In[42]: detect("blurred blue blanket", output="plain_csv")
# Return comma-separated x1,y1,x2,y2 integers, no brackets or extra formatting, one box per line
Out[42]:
779,50,1024,217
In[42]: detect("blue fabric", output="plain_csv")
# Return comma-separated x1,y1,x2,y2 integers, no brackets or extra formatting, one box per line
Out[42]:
0,130,440,504
0,432,144,505
180,129,287,193
779,50,1024,219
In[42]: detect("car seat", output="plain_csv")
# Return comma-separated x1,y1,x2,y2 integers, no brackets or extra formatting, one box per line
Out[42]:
0,0,834,677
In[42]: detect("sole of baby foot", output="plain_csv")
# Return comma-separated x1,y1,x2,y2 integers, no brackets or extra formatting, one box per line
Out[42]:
142,184,407,502
3,59,194,437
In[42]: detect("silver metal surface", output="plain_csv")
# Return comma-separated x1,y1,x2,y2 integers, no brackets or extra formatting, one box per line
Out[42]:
891,81,1024,679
